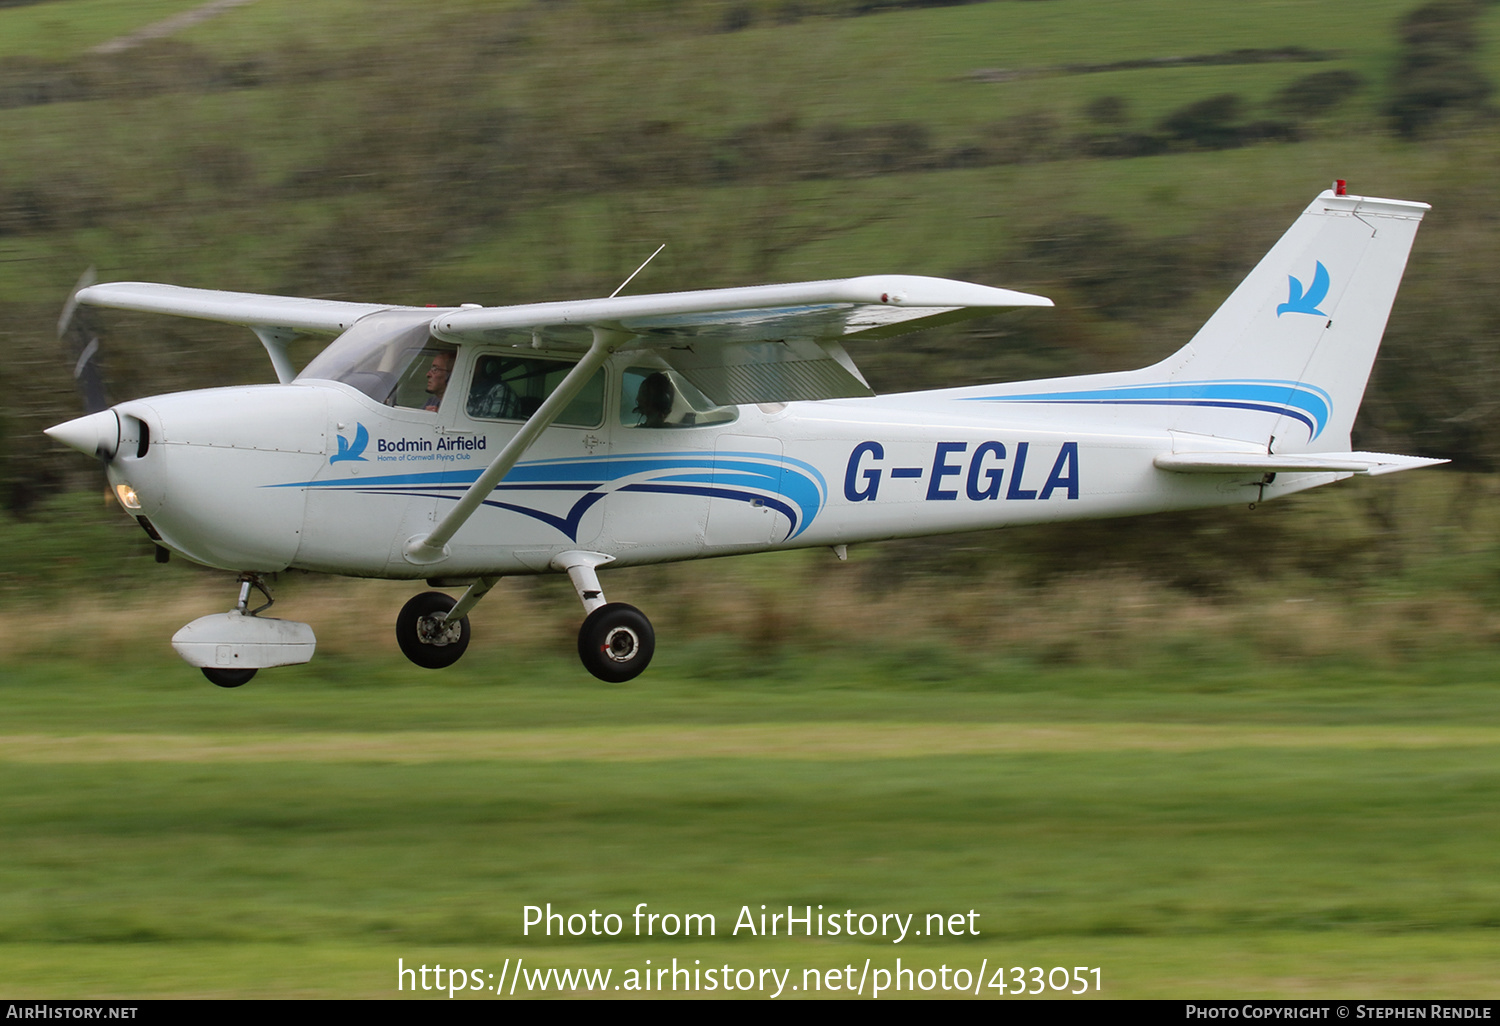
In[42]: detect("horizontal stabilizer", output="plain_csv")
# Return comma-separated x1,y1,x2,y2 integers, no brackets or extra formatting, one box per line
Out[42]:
1154,450,1448,477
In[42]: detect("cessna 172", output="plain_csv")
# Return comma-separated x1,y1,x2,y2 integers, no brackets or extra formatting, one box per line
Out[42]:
46,185,1443,687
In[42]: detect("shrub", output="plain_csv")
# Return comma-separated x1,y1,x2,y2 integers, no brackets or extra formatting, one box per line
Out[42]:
1271,69,1364,118
1386,0,1494,137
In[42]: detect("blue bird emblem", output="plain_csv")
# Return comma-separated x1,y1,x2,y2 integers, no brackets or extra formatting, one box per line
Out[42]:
331,423,369,464
1277,261,1330,317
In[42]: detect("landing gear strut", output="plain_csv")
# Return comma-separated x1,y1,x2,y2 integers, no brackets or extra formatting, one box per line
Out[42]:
554,551,654,683
204,575,268,687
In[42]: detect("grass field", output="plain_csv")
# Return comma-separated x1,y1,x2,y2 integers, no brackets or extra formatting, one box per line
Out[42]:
3,573,1500,998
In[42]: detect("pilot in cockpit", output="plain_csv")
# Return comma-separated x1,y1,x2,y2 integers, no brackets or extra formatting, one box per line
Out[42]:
422,349,455,411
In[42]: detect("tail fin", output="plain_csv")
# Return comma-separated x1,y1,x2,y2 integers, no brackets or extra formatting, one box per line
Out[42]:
984,188,1428,453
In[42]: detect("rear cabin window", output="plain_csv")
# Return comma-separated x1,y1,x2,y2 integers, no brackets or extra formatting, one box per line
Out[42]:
620,366,737,429
466,354,605,427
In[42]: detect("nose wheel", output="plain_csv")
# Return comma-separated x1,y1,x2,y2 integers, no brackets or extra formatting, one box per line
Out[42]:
203,667,256,688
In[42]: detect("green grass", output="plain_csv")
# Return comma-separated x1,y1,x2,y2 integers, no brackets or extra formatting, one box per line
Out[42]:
3,647,1500,997
0,0,206,59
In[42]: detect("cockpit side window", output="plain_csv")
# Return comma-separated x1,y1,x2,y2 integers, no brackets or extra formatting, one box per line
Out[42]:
391,345,456,411
465,354,605,427
296,311,443,407
620,366,737,429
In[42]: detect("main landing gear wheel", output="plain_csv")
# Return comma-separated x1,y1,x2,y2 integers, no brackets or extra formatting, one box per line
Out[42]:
202,667,256,688
396,591,471,669
577,602,654,683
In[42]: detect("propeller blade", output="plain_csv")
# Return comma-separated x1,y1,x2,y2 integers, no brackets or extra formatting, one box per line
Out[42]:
58,267,110,416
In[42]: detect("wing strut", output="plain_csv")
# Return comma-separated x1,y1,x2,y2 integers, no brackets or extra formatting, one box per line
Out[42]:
252,327,298,384
402,327,631,565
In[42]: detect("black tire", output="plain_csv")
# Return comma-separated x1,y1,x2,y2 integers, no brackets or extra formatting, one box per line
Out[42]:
577,602,654,683
396,591,471,669
202,667,256,688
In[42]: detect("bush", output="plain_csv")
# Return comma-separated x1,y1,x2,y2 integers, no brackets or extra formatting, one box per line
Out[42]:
1159,94,1248,148
1083,95,1130,126
1271,69,1364,118
1386,0,1494,138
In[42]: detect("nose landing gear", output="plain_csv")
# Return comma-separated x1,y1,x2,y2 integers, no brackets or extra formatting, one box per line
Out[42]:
171,573,317,688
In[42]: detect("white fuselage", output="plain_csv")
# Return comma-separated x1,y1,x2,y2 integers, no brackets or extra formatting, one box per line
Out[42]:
47,189,1436,684
106,368,1332,579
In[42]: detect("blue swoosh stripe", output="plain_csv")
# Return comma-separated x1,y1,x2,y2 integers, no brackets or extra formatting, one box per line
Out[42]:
964,380,1332,439
623,483,801,537
266,449,826,541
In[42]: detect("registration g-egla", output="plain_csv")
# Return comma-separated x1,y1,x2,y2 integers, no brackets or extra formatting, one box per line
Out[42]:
45,185,1444,687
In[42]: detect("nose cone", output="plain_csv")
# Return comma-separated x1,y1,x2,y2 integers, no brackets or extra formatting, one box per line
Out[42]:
45,409,119,459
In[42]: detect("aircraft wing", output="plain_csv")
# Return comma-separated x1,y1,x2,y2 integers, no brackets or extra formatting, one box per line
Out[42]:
75,282,438,336
77,275,1051,405
431,275,1052,405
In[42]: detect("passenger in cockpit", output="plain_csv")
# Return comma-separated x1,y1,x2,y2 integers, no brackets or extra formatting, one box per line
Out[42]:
634,372,676,427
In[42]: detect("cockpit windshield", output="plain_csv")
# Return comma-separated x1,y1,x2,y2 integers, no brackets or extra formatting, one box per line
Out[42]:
296,310,452,409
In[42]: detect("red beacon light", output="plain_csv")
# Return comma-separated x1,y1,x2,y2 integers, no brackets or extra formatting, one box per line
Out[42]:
1334,179,1348,196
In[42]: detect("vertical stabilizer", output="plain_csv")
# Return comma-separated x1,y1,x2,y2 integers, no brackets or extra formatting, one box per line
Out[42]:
976,189,1428,454
1153,188,1427,451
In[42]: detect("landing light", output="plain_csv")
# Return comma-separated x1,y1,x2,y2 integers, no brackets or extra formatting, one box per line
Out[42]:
114,483,141,510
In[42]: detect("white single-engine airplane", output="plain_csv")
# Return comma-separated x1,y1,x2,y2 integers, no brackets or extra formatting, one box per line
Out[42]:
47,185,1443,687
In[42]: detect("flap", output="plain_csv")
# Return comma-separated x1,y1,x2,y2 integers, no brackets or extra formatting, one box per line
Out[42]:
429,274,1050,404
428,275,1051,347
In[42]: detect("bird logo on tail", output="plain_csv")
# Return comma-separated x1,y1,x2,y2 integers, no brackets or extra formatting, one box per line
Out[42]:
1277,261,1330,317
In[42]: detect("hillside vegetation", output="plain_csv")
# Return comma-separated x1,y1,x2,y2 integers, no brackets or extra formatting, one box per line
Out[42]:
1,0,1498,623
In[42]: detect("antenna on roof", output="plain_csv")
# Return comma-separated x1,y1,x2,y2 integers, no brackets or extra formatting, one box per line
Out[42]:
610,243,666,299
